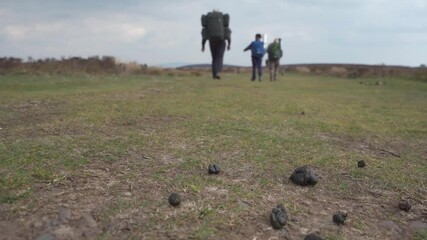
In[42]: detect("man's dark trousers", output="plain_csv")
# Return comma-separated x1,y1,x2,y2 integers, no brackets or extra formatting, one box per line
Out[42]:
251,56,262,81
209,39,226,78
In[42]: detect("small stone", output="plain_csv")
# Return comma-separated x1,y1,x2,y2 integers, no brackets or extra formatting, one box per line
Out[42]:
168,193,181,207
58,208,71,223
357,160,366,168
53,225,75,239
33,221,44,228
409,221,427,231
304,233,324,240
398,199,411,212
380,220,402,232
36,233,54,240
333,212,347,225
78,213,98,229
124,192,132,197
208,164,221,174
78,213,100,238
237,199,250,209
270,204,288,230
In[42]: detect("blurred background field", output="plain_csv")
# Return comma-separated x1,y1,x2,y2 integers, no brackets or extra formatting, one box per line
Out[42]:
0,66,426,239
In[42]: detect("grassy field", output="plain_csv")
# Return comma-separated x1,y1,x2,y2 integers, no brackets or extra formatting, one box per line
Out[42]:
0,72,426,239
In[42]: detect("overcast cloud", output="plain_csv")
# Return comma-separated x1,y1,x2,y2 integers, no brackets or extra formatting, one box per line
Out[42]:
0,0,426,66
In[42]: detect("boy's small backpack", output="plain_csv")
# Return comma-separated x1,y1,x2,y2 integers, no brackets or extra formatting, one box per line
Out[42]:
267,42,282,60
251,41,265,57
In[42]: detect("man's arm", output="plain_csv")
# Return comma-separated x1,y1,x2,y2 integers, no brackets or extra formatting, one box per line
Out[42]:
224,27,231,51
202,38,207,52
243,42,252,52
226,38,231,51
201,28,207,52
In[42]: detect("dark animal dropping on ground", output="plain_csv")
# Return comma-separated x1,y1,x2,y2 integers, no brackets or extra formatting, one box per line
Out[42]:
208,164,221,174
304,233,324,240
357,160,366,168
270,204,288,229
168,193,181,207
289,166,318,186
333,212,347,225
398,199,411,212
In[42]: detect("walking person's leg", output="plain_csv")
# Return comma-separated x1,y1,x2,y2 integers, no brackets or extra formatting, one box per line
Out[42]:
257,57,262,81
209,41,216,78
216,40,226,75
269,59,273,81
274,60,279,81
209,40,219,79
251,56,256,81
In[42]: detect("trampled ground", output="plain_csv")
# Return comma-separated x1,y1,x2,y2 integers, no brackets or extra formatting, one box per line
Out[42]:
0,72,426,239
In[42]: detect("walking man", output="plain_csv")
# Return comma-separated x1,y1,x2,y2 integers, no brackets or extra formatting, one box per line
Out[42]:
201,10,231,79
266,38,283,81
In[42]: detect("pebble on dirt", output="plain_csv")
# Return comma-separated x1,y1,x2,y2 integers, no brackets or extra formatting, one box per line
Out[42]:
36,233,54,240
208,164,221,174
357,160,366,168
304,233,324,240
270,204,288,230
398,199,411,212
77,213,100,238
289,166,318,186
333,211,348,225
168,193,181,207
58,208,72,223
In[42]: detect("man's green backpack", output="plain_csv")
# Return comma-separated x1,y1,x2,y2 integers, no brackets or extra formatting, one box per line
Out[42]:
201,11,230,40
267,42,282,60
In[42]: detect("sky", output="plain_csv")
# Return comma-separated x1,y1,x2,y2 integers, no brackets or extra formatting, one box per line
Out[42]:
0,0,426,67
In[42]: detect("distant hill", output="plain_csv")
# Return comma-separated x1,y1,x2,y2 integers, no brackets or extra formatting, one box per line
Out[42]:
178,63,419,69
158,62,191,68
177,64,246,69
176,63,426,81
